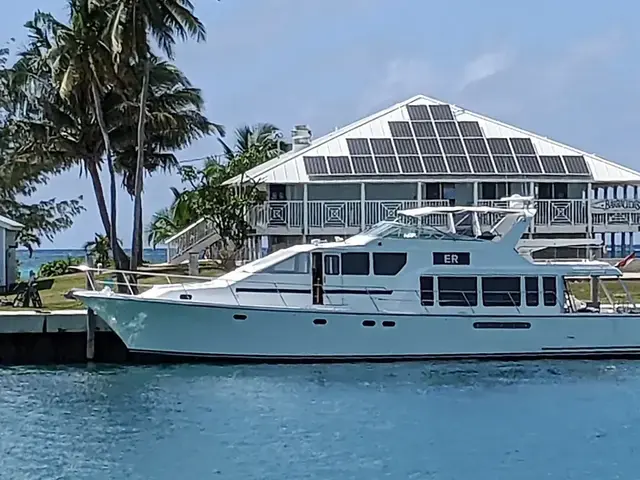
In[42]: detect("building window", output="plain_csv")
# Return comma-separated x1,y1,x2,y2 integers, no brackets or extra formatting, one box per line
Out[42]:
324,255,340,275
543,276,557,306
420,276,434,306
424,183,441,200
373,253,407,276
438,277,477,307
525,276,539,306
482,277,521,307
341,252,370,275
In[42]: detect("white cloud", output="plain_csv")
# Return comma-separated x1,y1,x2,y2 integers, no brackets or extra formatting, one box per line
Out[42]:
458,51,511,91
357,58,437,114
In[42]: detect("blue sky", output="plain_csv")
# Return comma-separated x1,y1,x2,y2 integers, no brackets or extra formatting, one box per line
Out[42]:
3,0,638,248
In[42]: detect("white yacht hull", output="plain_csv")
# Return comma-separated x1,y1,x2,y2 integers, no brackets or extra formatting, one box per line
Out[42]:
77,292,640,361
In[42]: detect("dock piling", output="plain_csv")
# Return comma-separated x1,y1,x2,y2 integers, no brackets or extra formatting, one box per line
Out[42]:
85,255,96,361
188,252,199,276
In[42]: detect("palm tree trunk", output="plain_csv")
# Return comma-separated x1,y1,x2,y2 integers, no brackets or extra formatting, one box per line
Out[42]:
137,209,144,265
90,82,128,272
86,160,129,266
131,58,150,271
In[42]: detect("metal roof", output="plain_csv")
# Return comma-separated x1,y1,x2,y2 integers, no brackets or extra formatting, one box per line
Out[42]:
0,215,23,231
225,94,640,185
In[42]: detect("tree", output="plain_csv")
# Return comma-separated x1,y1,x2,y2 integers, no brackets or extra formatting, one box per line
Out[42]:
177,144,272,268
112,57,222,263
109,0,207,271
146,187,196,248
0,40,84,254
219,123,291,162
83,233,112,266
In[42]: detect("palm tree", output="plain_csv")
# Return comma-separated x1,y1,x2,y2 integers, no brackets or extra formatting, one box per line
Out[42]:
108,0,207,271
146,187,197,248
111,57,222,263
220,123,291,162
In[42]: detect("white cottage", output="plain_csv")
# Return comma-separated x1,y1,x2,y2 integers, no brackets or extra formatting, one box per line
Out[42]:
0,215,23,289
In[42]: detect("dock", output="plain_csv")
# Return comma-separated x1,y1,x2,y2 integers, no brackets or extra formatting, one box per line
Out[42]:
0,310,128,365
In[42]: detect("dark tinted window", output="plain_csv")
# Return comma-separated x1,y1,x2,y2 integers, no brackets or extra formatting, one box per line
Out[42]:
543,276,557,306
420,276,434,306
324,255,340,275
525,276,539,306
373,252,407,276
482,277,521,307
438,277,477,307
341,252,370,275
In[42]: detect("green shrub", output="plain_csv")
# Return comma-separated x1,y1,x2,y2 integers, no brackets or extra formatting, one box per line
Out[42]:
39,256,83,277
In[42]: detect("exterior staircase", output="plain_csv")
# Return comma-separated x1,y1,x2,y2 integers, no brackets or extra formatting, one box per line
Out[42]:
165,218,221,265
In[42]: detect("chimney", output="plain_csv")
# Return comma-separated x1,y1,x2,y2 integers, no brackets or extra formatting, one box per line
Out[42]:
291,124,312,152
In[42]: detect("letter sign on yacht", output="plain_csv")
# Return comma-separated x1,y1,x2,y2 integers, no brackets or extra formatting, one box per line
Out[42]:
73,196,640,362
433,252,470,265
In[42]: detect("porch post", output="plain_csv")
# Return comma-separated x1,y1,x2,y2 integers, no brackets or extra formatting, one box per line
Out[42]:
416,182,422,206
473,182,478,206
529,181,536,234
360,183,366,231
587,182,593,239
302,183,308,241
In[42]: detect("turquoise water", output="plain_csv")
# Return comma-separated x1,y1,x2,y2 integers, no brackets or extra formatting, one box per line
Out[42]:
17,248,168,278
1,360,639,479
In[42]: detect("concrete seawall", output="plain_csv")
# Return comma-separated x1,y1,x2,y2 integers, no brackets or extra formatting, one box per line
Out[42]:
0,310,129,365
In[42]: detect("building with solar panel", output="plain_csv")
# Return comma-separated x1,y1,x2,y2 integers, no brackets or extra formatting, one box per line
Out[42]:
166,95,640,264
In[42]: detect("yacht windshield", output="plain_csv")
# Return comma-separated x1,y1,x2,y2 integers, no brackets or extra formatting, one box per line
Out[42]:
357,221,459,240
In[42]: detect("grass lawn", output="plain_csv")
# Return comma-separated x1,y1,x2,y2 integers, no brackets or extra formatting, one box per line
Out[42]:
0,265,225,311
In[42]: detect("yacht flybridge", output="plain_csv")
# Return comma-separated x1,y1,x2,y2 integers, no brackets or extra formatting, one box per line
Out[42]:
74,197,640,361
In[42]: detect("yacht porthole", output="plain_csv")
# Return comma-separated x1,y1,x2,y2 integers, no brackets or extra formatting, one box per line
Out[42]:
179,294,192,300
382,320,396,327
362,320,375,327
313,319,327,326
233,314,247,321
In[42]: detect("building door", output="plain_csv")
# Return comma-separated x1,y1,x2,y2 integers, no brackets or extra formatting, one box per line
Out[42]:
311,252,323,305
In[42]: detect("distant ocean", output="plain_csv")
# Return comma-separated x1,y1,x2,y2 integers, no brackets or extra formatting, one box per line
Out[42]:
16,248,168,278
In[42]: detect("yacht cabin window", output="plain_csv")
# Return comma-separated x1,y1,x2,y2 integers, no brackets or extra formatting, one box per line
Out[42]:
525,277,539,306
438,277,478,307
373,253,407,276
482,277,521,307
324,255,340,275
542,277,557,306
341,252,370,275
420,276,434,306
264,253,309,274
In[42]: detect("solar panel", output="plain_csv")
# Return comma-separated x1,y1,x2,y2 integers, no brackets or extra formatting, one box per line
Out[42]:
393,138,418,155
326,156,352,174
411,121,436,138
407,104,431,121
469,156,495,173
458,121,483,137
440,138,465,155
417,138,442,155
509,138,536,155
487,138,512,155
435,121,460,138
398,156,424,173
374,156,400,174
539,155,565,174
370,138,395,155
303,156,328,175
346,138,371,155
446,155,472,173
464,138,489,155
389,121,413,138
422,155,448,173
563,155,590,175
429,104,454,121
351,156,376,174
517,155,542,174
493,155,519,174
